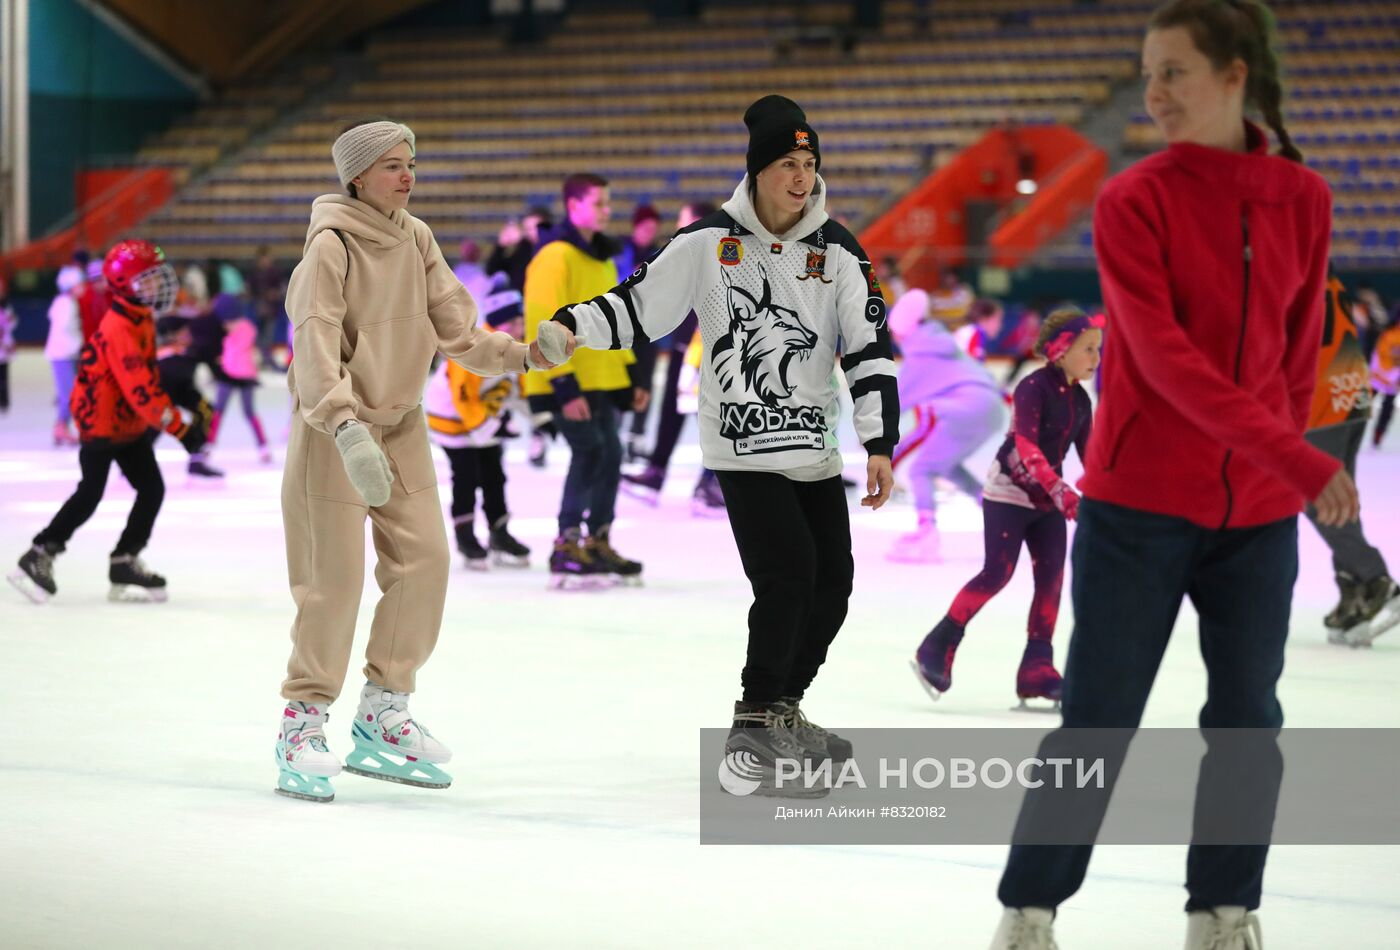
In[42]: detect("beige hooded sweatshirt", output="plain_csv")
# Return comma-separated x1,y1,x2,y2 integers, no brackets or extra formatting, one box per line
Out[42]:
285,195,529,435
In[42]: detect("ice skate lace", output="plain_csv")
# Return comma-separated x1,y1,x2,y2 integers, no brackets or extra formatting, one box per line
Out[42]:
556,537,594,563
117,556,157,581
732,710,806,759
30,549,54,582
1200,913,1262,950
784,705,835,747
588,537,624,564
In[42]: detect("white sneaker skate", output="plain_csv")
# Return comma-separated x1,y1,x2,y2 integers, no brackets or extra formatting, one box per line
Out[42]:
886,517,941,563
343,682,453,788
989,908,1058,949
1184,907,1262,949
275,701,342,803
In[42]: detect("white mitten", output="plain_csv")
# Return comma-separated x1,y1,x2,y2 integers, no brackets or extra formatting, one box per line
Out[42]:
535,319,574,366
334,422,393,507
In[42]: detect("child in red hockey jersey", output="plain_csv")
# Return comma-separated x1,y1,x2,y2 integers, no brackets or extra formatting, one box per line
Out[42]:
8,241,209,604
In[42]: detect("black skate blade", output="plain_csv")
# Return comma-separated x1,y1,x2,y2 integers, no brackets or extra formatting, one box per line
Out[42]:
909,660,944,702
274,786,335,803
7,570,51,604
342,763,451,789
108,584,169,603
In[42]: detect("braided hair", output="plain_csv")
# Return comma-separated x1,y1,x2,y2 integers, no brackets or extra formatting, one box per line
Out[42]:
1148,0,1302,162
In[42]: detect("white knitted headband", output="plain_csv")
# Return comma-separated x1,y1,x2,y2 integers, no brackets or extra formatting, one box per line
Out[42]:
332,121,416,188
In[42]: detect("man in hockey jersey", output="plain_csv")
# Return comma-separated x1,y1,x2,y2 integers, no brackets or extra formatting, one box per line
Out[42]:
538,96,899,794
8,240,210,604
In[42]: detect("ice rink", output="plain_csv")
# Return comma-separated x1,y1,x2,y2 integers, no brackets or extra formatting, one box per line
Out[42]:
2,350,1397,949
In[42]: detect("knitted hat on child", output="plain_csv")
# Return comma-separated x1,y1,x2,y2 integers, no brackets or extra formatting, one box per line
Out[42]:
744,95,820,179
332,121,416,189
481,287,523,329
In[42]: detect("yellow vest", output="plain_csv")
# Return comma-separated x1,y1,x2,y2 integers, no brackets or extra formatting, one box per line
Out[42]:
523,240,634,396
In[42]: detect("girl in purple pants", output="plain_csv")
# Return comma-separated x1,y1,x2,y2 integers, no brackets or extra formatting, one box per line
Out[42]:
912,309,1102,706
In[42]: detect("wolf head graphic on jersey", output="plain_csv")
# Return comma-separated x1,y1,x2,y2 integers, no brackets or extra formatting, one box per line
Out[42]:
712,266,817,406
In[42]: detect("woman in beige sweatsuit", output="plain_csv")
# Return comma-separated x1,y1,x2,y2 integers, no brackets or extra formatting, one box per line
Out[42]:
273,120,566,802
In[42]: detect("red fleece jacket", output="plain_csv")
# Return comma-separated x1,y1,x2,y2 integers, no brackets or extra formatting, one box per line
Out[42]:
1082,121,1340,530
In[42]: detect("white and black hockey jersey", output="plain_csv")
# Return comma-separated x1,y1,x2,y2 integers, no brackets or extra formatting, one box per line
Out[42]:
554,175,899,480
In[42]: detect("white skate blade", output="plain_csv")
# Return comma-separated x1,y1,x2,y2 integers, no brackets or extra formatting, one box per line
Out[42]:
462,556,489,572
489,551,530,568
609,574,644,588
7,570,51,604
548,574,611,592
690,502,726,519
1012,698,1062,714
1343,594,1400,647
108,584,169,603
619,482,661,506
909,660,944,702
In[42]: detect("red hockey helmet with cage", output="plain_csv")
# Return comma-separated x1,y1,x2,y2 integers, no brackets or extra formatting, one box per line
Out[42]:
102,240,179,314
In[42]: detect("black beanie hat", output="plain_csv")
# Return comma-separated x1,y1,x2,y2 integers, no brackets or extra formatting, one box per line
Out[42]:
744,95,820,179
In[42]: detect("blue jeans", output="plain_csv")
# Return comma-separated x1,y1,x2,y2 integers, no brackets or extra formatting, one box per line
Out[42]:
998,498,1297,912
554,393,623,535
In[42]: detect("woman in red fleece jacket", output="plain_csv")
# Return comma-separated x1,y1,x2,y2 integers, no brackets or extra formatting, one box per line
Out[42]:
990,3,1359,950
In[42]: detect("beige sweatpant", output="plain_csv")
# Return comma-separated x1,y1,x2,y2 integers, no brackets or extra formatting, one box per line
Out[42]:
280,407,450,704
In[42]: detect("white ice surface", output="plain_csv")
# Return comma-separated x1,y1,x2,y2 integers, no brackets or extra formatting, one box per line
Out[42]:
1,351,1397,949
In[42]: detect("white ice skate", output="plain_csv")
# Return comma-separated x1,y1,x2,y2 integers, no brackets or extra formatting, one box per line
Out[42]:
275,702,342,803
989,908,1057,949
1184,907,1262,950
886,516,941,563
343,683,453,789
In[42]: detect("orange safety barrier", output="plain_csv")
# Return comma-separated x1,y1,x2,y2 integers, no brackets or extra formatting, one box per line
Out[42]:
1,167,176,272
860,125,1106,287
990,141,1107,267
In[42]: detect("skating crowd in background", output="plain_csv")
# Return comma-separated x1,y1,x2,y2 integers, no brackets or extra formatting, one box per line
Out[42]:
5,3,1400,942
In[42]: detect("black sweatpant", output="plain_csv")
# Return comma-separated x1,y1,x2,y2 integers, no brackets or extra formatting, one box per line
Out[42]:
35,433,165,557
1304,421,1388,582
0,362,10,411
650,346,688,472
717,470,854,703
441,444,507,527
